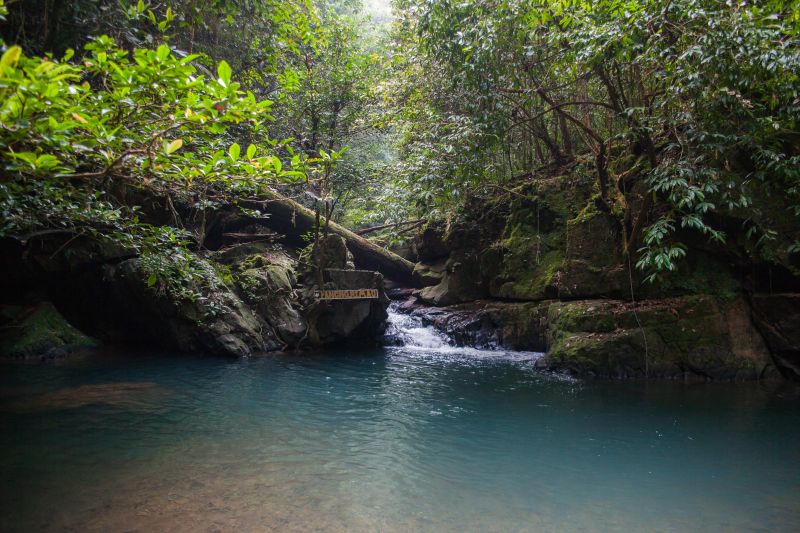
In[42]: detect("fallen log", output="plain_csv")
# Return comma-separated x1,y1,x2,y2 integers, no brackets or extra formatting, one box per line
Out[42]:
243,191,416,284
356,219,424,236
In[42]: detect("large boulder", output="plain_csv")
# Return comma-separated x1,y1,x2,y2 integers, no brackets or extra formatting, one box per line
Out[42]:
397,293,781,381
412,258,447,287
542,295,774,380
80,257,275,357
413,222,449,262
553,209,628,299
416,252,486,306
232,251,308,349
406,300,548,350
304,269,389,345
310,234,355,271
147,257,272,356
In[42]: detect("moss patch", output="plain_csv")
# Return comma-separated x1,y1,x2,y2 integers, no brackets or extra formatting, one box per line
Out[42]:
542,296,772,380
0,302,96,359
493,249,564,300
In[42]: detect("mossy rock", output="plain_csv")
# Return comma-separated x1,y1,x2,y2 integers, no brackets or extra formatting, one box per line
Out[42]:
543,296,774,380
639,252,741,300
553,259,628,299
233,261,305,348
547,301,617,333
212,242,282,265
491,250,564,301
236,263,294,302
417,252,486,306
413,259,447,287
414,221,449,261
565,209,621,266
0,302,96,359
482,173,601,301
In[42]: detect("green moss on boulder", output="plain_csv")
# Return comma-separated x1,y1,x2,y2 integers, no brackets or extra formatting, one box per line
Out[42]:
543,296,774,380
0,302,96,359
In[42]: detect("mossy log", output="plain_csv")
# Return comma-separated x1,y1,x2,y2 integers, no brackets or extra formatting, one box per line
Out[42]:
244,191,415,284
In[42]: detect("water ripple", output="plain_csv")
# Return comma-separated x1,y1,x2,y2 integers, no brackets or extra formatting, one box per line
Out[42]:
0,343,798,532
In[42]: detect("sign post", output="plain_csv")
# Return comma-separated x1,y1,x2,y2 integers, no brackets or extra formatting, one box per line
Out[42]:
315,289,379,300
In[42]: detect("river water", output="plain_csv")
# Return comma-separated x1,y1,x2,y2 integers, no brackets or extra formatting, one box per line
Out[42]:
1,309,799,532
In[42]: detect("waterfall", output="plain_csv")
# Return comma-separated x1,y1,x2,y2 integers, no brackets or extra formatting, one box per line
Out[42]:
384,304,542,361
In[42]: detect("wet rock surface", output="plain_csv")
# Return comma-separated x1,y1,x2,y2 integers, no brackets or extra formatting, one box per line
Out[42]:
398,166,800,381
400,299,547,351
541,296,775,380
398,293,786,381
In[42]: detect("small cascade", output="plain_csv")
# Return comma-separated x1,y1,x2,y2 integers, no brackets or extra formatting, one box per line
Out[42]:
384,306,452,350
384,303,542,361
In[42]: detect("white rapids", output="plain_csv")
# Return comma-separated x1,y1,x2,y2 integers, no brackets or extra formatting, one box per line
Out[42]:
384,305,543,362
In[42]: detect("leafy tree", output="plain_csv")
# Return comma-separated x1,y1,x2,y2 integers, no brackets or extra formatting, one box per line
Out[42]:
386,0,800,278
0,31,310,299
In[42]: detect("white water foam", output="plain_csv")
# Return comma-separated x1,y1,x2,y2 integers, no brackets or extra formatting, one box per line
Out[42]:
385,305,543,362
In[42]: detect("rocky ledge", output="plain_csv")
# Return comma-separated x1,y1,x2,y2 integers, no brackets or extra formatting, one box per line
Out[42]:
392,170,800,382
399,294,800,381
0,233,390,359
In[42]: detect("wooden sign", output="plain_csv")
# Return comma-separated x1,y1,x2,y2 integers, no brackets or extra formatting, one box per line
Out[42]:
315,289,379,300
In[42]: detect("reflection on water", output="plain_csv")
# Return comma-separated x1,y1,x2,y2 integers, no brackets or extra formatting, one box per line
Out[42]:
1,346,799,532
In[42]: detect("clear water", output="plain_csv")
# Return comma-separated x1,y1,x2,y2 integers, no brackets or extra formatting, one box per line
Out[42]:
1,312,799,532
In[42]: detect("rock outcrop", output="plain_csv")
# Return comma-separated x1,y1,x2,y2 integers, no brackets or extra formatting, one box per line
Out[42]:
400,294,779,380
303,268,389,345
541,296,774,380
402,164,800,381
299,235,389,346
0,211,391,358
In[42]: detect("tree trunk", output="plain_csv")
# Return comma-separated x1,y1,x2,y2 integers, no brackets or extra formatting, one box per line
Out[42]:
245,191,416,285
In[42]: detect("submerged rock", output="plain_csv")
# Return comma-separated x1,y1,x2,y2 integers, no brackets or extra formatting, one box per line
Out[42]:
1,382,165,412
0,302,96,359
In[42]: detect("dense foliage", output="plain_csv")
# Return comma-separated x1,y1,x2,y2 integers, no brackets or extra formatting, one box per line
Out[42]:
1,0,799,283
387,0,800,277
0,0,380,295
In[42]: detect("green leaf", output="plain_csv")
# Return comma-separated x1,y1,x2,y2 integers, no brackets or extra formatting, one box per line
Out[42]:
147,273,157,287
1,46,22,70
228,143,240,160
156,45,170,61
246,144,256,159
165,139,183,154
217,60,232,86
